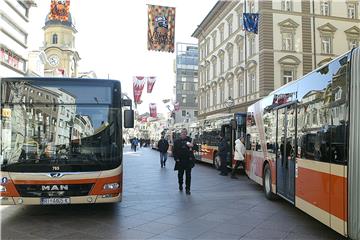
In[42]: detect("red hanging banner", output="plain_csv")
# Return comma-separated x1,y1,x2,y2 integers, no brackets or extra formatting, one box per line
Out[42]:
174,102,180,111
149,103,157,118
147,76,156,93
133,76,146,104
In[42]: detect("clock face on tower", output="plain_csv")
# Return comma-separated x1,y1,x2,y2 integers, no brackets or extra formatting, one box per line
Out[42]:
48,54,60,67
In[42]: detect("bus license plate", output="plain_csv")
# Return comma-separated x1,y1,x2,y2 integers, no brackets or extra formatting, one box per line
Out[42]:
40,198,70,205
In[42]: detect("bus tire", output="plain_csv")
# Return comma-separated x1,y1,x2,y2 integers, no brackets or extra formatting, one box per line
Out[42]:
213,154,221,170
263,163,275,200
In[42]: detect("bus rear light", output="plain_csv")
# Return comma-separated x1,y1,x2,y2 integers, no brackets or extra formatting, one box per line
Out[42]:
0,185,6,192
103,183,120,190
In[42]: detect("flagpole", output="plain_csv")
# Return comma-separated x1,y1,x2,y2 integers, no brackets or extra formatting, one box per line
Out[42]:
244,0,248,104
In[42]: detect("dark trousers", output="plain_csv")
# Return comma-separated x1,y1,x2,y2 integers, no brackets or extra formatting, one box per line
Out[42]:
231,160,243,176
178,167,192,190
220,155,227,175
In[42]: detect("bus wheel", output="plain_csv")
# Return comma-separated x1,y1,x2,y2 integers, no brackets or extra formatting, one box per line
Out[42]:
213,154,221,170
263,163,275,200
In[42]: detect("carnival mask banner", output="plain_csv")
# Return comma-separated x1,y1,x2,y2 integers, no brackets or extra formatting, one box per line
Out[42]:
133,76,146,104
148,4,176,53
149,103,157,118
48,0,70,22
174,102,180,111
147,76,156,93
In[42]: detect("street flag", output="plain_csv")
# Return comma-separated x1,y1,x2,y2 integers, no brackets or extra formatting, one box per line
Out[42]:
243,13,259,34
149,103,157,118
48,0,70,22
147,76,156,93
133,76,146,104
174,102,180,111
148,4,176,53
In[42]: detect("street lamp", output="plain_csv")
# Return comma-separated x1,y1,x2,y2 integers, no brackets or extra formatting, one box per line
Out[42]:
225,96,235,113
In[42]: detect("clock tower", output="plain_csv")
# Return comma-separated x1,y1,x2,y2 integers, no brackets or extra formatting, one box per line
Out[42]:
43,0,80,77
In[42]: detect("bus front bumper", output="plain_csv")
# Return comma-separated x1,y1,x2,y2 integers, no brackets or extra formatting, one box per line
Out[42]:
0,194,122,205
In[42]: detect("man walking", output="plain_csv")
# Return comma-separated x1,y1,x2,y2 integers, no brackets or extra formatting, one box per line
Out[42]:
231,136,246,179
158,135,169,168
218,133,228,176
173,128,198,195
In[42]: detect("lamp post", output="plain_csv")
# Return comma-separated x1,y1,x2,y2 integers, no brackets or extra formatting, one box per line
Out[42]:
225,96,235,113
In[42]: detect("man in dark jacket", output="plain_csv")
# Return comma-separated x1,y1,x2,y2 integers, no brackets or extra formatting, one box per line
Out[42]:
173,128,198,195
158,135,169,168
218,133,228,176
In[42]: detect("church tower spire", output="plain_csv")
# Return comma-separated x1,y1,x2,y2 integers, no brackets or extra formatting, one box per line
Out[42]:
43,0,80,77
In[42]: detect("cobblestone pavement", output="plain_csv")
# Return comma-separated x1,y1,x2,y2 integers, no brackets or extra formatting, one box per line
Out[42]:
1,146,346,239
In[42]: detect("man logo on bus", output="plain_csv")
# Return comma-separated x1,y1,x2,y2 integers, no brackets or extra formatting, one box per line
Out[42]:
41,185,69,191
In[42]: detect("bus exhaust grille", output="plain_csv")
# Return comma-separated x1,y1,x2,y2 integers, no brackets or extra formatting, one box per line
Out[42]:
15,184,94,197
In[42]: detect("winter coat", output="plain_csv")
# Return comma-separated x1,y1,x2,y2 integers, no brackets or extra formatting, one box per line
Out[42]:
157,139,169,153
218,138,228,158
234,139,246,161
173,136,198,170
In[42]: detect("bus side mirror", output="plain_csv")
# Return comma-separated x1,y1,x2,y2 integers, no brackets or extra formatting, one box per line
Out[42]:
124,110,134,128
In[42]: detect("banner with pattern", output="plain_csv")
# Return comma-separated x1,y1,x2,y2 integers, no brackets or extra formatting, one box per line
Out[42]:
149,103,157,118
48,0,70,22
133,76,146,104
148,4,176,53
147,76,156,93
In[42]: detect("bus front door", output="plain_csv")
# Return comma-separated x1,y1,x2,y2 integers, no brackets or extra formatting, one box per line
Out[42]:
276,104,296,203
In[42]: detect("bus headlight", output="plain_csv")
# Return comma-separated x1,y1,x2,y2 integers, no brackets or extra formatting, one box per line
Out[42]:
0,185,7,192
103,183,120,190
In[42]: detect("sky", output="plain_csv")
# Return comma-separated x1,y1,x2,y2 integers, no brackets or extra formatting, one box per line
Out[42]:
28,0,219,115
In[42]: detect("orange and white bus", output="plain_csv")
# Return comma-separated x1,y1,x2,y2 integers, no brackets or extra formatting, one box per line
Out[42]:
0,77,134,205
245,47,359,239
195,113,246,170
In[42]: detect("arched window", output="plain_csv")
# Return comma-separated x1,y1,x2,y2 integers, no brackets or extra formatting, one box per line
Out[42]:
52,34,58,44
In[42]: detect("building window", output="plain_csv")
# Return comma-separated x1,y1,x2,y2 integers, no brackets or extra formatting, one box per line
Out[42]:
182,83,186,90
206,65,210,82
320,1,330,16
238,44,244,63
349,39,359,49
238,13,243,30
249,37,256,56
227,16,233,36
194,111,198,117
213,88,217,105
220,84,225,103
321,36,332,54
347,3,357,19
238,76,245,97
212,32,217,50
52,34,58,44
220,56,224,74
206,40,210,56
282,32,294,51
182,110,186,117
228,51,233,69
228,80,233,99
212,60,217,78
182,95,187,103
249,71,256,94
206,92,210,108
283,69,294,84
220,27,224,42
281,0,293,11
248,0,255,13
181,77,186,82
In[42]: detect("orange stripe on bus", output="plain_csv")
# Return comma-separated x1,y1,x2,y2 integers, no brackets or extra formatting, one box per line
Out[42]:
296,167,347,221
0,180,20,197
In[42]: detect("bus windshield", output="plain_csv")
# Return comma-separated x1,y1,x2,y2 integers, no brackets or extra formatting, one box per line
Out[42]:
1,79,121,172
